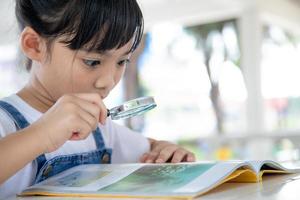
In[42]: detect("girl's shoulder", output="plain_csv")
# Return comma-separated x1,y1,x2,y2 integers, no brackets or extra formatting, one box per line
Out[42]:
0,97,18,137
0,94,41,137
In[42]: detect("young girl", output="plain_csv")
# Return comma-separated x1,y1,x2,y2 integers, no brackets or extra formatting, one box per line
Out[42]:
0,0,195,198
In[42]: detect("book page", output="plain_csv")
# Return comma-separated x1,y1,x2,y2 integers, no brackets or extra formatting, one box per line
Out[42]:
24,164,142,192
248,160,300,174
173,161,246,194
247,160,266,173
21,161,248,197
97,162,216,196
21,161,256,197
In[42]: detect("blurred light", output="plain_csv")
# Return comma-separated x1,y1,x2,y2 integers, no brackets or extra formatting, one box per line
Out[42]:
219,61,248,102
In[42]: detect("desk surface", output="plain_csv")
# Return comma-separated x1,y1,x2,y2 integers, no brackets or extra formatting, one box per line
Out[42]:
8,173,300,200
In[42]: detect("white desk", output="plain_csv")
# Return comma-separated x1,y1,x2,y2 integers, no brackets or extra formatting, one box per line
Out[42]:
8,173,300,200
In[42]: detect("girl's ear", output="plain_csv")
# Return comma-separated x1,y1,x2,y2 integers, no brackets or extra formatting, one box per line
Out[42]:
20,27,47,63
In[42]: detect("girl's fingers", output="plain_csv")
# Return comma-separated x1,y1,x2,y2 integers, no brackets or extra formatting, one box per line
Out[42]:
64,97,99,131
97,99,107,125
139,153,149,163
151,141,169,152
171,149,188,163
186,153,196,162
155,146,178,163
141,149,196,163
72,93,102,106
76,107,98,131
69,115,93,141
72,93,107,125
144,151,160,163
73,97,100,119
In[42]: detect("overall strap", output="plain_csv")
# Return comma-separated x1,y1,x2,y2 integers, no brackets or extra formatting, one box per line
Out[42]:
36,126,108,175
93,126,106,149
0,100,48,173
0,100,30,130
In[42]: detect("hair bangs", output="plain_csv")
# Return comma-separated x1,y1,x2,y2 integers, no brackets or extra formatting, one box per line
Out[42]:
61,0,143,53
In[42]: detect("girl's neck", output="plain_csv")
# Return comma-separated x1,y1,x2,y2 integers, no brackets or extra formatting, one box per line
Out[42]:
17,74,55,113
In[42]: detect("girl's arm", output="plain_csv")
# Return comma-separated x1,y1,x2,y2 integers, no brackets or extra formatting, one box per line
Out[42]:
0,93,107,184
140,138,196,163
0,125,46,184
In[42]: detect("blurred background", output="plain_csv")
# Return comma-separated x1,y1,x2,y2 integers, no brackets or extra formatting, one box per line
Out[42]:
1,0,300,162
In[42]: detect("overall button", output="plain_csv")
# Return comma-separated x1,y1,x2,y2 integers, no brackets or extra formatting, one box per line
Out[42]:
101,153,110,164
43,165,52,177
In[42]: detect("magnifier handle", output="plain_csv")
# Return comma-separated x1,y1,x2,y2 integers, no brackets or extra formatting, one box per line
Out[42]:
106,109,110,117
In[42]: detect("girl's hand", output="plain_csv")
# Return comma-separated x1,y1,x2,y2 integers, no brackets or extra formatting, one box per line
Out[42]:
140,139,196,163
31,93,107,153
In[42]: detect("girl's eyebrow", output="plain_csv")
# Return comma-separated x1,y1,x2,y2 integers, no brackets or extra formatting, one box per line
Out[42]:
80,48,131,57
101,50,131,57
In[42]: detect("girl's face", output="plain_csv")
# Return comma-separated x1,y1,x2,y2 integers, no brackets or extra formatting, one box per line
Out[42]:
36,39,132,100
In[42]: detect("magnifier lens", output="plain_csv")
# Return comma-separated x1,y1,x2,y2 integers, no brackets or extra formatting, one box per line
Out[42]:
111,103,156,120
108,97,156,120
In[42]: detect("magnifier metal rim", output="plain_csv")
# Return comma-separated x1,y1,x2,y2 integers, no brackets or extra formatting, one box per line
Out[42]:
108,96,156,118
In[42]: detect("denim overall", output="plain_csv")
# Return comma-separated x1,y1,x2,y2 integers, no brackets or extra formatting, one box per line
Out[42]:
0,100,112,183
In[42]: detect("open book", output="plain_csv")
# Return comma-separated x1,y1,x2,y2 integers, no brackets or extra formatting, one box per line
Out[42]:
20,160,300,199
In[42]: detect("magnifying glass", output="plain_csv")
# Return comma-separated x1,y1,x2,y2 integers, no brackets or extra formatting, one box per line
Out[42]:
107,96,156,120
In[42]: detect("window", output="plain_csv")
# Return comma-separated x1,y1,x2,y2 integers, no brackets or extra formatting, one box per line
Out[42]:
262,25,300,131
137,20,247,141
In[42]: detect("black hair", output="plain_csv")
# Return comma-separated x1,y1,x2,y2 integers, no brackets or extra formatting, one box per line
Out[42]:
15,0,144,70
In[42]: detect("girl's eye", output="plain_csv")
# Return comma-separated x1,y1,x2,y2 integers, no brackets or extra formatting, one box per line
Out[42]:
83,59,101,68
118,59,130,67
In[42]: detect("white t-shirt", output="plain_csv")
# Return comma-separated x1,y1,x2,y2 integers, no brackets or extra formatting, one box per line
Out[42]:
0,94,150,198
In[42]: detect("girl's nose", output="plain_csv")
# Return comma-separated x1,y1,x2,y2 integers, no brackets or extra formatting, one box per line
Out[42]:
95,68,116,91
104,75,115,91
